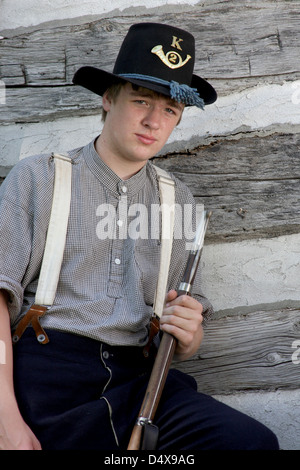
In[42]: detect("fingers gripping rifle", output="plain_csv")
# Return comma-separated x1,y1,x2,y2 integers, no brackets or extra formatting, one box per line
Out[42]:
127,211,211,450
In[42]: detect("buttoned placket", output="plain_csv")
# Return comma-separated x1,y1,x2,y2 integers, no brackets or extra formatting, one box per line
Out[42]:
107,185,129,298
84,141,152,302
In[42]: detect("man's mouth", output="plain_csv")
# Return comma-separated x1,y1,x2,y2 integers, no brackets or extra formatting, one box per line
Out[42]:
136,133,157,145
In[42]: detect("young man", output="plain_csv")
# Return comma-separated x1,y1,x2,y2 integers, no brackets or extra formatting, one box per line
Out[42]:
0,23,279,450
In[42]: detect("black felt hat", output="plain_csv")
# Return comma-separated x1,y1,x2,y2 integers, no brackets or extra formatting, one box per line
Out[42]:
73,23,217,107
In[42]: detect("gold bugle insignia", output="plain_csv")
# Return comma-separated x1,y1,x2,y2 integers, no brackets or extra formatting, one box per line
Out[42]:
151,45,192,69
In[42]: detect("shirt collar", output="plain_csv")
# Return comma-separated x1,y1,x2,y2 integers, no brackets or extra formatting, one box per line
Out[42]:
83,138,149,197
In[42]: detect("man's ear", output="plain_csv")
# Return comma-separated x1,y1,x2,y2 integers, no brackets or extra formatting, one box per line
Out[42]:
102,90,112,112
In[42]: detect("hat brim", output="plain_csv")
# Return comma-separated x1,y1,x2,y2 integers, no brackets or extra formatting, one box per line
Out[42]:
73,66,217,105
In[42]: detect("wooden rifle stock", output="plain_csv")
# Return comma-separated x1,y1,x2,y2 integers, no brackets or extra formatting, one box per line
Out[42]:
128,331,176,450
127,211,211,450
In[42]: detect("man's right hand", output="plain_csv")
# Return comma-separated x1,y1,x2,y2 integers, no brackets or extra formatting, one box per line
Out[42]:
0,406,41,450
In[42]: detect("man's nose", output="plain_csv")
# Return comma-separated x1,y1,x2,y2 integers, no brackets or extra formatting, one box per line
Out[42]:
142,107,160,129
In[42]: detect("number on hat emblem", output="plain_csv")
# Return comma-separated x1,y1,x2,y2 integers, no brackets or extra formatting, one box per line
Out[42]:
151,45,191,69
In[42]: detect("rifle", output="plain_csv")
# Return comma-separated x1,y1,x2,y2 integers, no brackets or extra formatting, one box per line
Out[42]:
127,211,211,450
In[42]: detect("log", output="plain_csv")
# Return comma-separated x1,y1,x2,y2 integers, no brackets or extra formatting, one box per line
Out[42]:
153,133,300,242
0,1,300,124
173,308,300,394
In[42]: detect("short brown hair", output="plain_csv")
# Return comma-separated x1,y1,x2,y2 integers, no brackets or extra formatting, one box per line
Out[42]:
101,81,124,121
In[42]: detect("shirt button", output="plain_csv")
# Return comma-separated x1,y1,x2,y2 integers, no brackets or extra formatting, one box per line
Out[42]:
114,258,121,265
117,220,123,227
103,351,110,359
121,185,127,193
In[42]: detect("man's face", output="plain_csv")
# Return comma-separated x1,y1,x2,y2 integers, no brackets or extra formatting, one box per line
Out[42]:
101,83,184,166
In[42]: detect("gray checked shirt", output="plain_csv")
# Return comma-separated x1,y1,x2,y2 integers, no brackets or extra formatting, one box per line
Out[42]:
0,139,213,346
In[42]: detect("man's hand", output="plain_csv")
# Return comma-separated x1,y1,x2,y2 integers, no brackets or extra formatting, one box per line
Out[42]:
0,405,42,450
160,289,204,361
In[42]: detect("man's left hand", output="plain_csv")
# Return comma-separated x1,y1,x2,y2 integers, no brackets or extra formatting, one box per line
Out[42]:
160,289,204,361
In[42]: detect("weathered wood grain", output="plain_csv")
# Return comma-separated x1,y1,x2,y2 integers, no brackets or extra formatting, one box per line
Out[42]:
173,308,300,394
153,133,300,242
0,1,299,124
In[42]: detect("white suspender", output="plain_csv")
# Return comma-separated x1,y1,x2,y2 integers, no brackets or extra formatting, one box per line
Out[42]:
35,153,72,306
152,165,175,318
13,153,73,344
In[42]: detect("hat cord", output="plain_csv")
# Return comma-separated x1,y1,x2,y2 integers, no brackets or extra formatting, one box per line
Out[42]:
118,73,205,109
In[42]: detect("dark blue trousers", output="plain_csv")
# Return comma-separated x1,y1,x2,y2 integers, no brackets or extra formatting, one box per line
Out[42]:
13,328,279,450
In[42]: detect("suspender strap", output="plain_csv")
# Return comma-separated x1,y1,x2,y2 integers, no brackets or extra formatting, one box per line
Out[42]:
152,165,175,319
35,154,72,306
13,154,72,344
143,165,175,357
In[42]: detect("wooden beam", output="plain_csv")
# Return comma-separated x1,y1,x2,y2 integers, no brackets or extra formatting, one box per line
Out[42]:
0,1,299,124
153,133,300,242
173,308,300,394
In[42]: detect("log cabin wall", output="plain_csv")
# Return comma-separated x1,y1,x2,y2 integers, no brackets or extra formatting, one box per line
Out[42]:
0,0,299,449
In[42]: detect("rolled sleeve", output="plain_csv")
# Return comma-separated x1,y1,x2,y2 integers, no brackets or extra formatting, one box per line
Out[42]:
0,197,33,323
0,171,36,324
0,275,24,320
